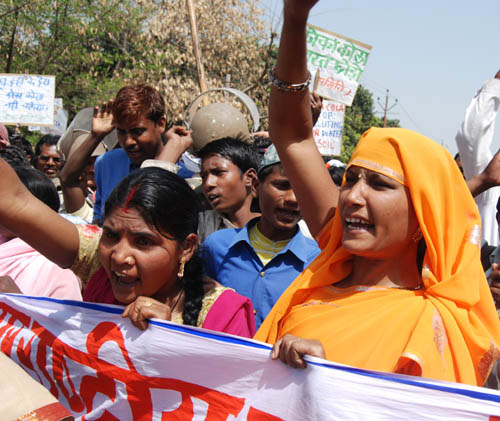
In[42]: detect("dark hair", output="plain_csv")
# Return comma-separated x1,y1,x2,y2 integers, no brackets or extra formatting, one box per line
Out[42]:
33,134,62,166
252,135,272,156
9,134,33,159
0,145,29,167
198,137,260,175
112,84,165,125
14,166,60,212
104,168,204,326
328,166,345,187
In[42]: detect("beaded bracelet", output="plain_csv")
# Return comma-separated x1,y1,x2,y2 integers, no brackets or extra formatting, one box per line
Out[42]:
269,67,311,92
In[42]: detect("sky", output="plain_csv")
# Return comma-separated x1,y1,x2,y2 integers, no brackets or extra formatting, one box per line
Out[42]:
258,0,500,155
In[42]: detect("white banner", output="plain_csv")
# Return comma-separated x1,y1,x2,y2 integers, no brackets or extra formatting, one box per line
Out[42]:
307,24,371,106
0,74,55,126
313,100,345,156
1,294,500,420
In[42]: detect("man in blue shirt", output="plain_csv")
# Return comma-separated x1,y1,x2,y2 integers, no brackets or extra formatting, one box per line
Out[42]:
65,84,192,225
202,145,320,328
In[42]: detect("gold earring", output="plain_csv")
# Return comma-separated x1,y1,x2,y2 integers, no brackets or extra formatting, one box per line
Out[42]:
412,227,423,243
177,256,186,278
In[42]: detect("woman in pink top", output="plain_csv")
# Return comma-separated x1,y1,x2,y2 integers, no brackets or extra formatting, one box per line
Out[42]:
0,162,255,337
0,166,81,300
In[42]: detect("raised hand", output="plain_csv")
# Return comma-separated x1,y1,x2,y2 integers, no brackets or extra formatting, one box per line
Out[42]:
155,125,193,163
311,92,323,126
92,100,115,139
284,0,319,16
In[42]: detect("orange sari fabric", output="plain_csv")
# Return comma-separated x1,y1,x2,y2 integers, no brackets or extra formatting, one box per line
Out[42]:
255,127,500,385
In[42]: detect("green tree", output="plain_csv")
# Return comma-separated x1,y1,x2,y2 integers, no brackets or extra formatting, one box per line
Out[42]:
341,85,399,162
0,0,161,117
0,0,274,126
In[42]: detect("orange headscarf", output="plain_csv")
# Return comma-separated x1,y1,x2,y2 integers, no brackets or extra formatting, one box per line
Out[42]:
255,127,500,385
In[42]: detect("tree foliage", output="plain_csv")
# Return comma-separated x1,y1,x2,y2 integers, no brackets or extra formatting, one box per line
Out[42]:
0,0,272,124
341,85,400,162
1,1,395,153
133,0,272,123
0,0,148,117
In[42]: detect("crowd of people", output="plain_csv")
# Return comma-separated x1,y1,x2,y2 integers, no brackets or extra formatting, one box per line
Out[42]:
2,0,500,418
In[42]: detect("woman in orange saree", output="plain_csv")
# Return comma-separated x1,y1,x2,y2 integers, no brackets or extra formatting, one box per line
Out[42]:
255,0,500,386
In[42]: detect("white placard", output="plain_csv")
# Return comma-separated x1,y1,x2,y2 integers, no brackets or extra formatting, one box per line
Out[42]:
313,100,345,156
0,73,55,126
29,98,68,135
307,25,371,106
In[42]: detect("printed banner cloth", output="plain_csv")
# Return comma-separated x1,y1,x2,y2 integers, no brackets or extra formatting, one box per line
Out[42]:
307,24,371,106
1,294,500,420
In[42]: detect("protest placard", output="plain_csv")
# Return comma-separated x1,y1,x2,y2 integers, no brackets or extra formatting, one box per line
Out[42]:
313,100,345,156
0,73,55,126
307,24,371,106
29,98,69,136
1,294,500,420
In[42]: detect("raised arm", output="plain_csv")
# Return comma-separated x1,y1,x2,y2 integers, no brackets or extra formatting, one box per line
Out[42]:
60,102,114,213
0,158,79,268
466,146,500,197
141,125,193,172
269,0,338,237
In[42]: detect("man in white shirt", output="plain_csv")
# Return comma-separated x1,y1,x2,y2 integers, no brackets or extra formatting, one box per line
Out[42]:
456,70,500,246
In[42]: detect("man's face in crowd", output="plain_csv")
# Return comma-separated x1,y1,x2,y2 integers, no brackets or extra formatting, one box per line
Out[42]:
257,164,301,241
36,144,63,179
200,153,254,217
116,115,166,166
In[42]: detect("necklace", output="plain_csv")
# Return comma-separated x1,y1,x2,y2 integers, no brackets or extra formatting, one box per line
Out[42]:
168,289,185,315
391,283,423,291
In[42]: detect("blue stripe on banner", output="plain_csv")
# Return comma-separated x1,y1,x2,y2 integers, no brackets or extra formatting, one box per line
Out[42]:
3,293,500,404
305,360,500,403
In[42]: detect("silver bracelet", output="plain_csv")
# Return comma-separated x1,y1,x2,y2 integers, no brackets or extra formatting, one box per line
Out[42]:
269,67,311,92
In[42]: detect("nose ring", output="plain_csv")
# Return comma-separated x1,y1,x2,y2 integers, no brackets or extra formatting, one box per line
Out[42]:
125,257,133,265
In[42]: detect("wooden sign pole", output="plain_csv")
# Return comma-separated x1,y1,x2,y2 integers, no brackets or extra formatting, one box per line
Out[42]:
186,0,209,106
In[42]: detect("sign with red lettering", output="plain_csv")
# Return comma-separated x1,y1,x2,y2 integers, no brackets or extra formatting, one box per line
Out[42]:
313,100,344,156
1,294,500,420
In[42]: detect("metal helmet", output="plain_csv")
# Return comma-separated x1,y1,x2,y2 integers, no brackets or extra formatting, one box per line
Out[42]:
189,103,251,151
184,88,260,153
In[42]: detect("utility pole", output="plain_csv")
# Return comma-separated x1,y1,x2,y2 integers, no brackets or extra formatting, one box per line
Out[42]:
377,89,398,127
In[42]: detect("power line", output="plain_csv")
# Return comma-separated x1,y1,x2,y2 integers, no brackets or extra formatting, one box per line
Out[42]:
363,78,428,133
396,100,425,133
